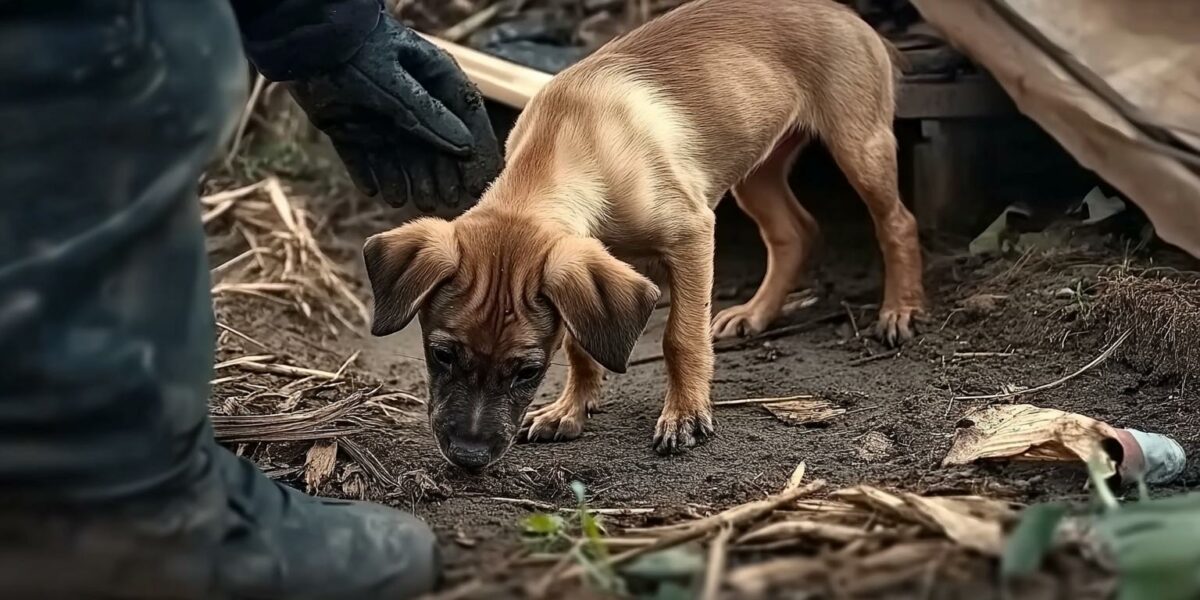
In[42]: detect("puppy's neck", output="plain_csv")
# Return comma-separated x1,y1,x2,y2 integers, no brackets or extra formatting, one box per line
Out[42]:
475,150,607,240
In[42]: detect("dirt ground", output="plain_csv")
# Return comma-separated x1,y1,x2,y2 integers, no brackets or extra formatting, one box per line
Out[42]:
205,140,1198,599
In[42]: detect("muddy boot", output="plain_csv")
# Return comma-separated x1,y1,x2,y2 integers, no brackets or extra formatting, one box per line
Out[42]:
0,1,436,598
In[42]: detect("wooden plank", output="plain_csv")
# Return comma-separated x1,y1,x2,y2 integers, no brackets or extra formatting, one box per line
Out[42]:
420,33,552,110
910,0,1200,259
895,75,1016,119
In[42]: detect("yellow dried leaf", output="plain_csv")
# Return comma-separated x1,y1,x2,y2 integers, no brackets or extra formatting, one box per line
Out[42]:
942,404,1118,478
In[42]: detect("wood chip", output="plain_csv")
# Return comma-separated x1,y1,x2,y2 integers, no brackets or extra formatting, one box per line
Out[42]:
304,439,339,493
763,397,845,426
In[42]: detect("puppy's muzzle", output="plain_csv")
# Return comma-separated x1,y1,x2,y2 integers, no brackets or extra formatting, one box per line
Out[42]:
445,435,493,470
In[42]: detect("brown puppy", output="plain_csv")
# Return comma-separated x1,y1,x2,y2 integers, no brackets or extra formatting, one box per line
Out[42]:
363,0,925,469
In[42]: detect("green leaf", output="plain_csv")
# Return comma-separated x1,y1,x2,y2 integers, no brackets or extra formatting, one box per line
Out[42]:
522,513,565,536
651,581,695,600
1095,493,1200,600
1001,502,1070,579
620,547,705,580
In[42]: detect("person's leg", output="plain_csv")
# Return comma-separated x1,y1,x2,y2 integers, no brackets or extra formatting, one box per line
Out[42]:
0,1,437,597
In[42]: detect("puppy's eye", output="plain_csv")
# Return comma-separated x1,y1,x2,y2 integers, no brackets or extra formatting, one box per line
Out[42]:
430,347,455,367
512,364,542,386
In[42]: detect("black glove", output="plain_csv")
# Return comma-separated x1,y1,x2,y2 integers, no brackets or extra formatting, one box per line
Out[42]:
286,15,501,212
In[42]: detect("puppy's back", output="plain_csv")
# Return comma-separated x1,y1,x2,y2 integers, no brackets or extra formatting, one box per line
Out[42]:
586,0,898,190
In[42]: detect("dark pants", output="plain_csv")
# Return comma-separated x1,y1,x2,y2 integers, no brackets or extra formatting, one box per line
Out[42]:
0,5,439,597
0,0,246,502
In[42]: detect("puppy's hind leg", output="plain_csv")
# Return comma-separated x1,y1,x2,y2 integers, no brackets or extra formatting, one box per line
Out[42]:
826,122,926,346
521,335,602,442
655,216,717,454
712,130,816,339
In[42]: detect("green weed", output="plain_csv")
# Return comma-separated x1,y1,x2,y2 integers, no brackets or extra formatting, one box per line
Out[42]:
1002,449,1200,600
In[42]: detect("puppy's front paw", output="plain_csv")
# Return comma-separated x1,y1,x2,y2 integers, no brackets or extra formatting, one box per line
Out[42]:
653,406,714,455
711,303,772,340
520,399,587,442
875,304,923,347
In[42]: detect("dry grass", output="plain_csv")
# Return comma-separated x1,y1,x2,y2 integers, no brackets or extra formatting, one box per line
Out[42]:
201,176,368,334
1093,273,1200,379
468,465,1023,599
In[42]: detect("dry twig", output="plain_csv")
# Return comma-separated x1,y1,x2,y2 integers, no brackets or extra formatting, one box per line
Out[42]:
849,348,900,366
212,389,372,442
954,329,1130,400
225,73,267,167
701,525,733,600
630,312,844,366
714,395,814,407
235,361,341,380
556,479,827,585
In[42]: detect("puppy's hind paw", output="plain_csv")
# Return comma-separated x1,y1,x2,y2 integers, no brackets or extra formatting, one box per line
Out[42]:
874,305,922,347
711,304,771,340
653,409,715,455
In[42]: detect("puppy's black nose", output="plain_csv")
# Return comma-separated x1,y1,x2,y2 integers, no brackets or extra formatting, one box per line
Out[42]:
446,437,491,470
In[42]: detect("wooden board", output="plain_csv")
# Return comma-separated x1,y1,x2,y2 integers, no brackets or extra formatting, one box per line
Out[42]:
911,0,1200,259
420,33,552,110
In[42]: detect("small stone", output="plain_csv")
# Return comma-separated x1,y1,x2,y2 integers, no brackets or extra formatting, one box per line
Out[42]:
857,431,894,462
961,293,1006,318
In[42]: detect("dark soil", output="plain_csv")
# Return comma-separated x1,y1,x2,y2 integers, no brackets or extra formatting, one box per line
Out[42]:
207,147,1199,599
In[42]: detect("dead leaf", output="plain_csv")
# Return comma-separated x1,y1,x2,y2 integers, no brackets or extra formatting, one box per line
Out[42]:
942,404,1118,478
1080,186,1126,224
304,439,339,493
903,494,1009,555
763,397,844,426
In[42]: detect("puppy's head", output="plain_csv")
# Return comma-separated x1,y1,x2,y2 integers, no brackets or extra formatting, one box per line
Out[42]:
363,211,659,471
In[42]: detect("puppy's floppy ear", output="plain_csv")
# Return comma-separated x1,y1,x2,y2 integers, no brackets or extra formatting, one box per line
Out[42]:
542,237,660,373
362,217,459,336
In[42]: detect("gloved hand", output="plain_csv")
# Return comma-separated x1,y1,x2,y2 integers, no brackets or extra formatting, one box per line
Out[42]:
287,15,502,212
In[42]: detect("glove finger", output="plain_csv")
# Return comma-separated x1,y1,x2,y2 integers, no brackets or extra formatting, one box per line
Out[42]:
405,156,442,214
328,138,380,199
396,36,503,197
431,154,463,209
395,31,499,153
453,90,502,189
348,62,474,156
372,157,415,209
